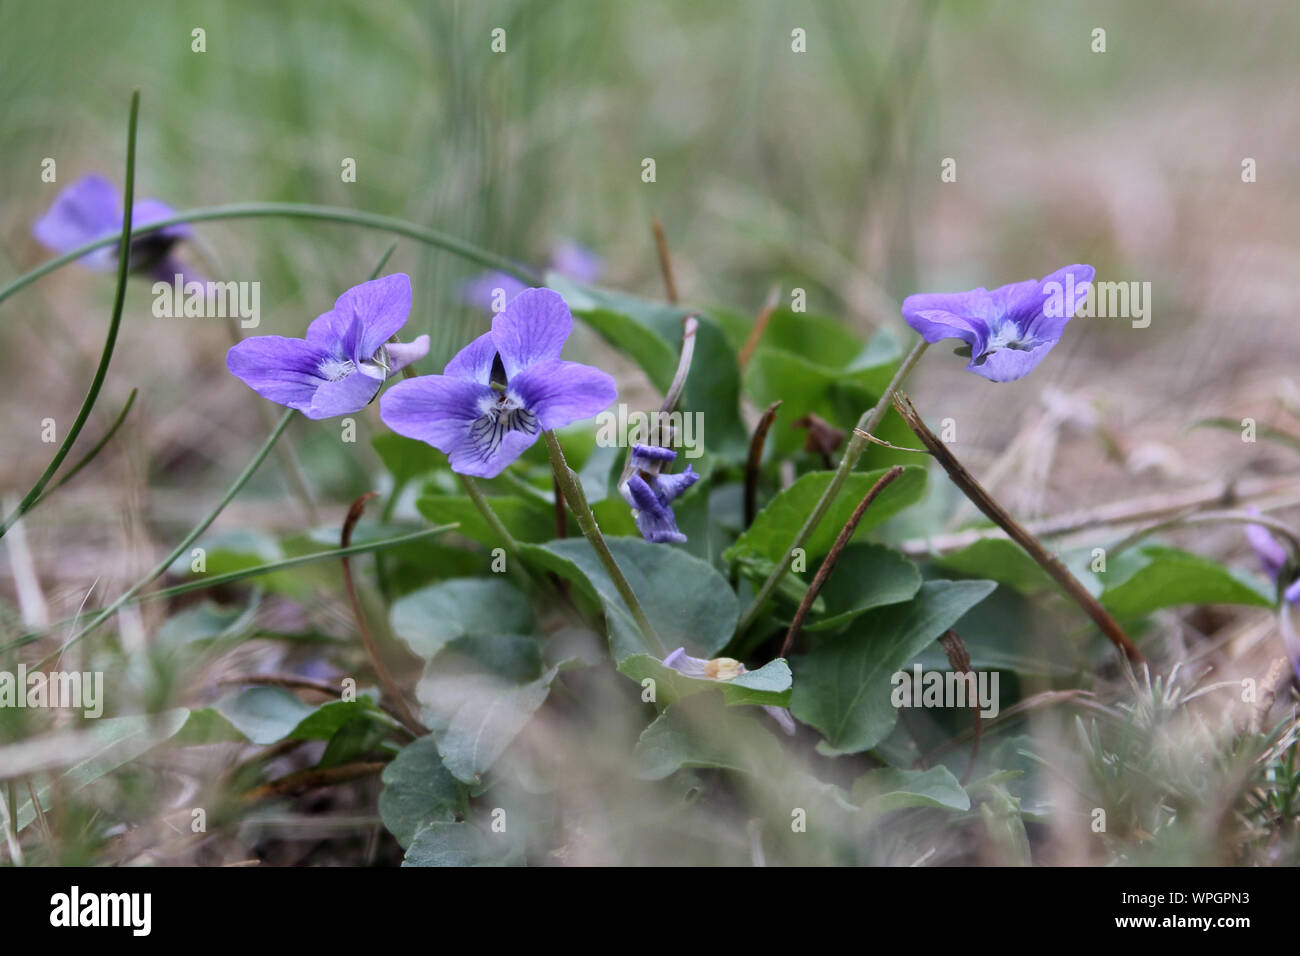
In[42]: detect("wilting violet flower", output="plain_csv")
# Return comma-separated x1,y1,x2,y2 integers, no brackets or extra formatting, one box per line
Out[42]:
619,444,698,544
1245,507,1300,605
663,647,796,736
227,274,428,420
901,264,1095,382
33,173,194,282
380,287,616,478
463,240,603,313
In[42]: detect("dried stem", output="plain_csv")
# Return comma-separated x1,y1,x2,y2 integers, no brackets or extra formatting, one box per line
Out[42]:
651,217,679,304
780,465,905,658
240,762,388,803
340,493,427,736
745,401,783,528
738,284,781,368
897,475,1300,557
938,630,981,784
892,391,1144,665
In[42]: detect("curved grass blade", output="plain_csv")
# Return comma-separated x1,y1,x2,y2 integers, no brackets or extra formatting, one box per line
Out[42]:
0,92,140,539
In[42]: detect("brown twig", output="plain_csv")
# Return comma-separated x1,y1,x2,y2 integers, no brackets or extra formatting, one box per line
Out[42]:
744,401,782,528
240,761,387,802
897,475,1300,557
340,493,427,735
779,466,905,658
738,284,781,368
938,630,981,784
651,217,679,304
892,391,1144,665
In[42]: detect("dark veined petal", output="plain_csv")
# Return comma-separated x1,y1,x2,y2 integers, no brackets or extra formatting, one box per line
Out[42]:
32,173,123,269
507,359,617,431
226,336,330,414
491,288,573,378
380,375,494,456
449,424,541,479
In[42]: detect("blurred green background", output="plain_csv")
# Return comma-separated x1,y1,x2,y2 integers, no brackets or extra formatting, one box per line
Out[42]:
1,0,1297,563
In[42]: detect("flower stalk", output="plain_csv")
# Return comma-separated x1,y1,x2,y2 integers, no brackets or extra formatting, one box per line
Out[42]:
736,336,929,636
544,430,665,656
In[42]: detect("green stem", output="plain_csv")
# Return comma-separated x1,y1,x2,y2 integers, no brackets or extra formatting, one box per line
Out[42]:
3,524,457,654
457,474,523,557
735,337,929,636
1,203,538,308
36,409,295,667
37,387,137,500
543,430,665,656
0,91,140,539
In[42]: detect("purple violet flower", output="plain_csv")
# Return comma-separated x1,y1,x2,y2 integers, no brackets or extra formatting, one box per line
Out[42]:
618,444,698,544
463,240,603,313
1245,507,1300,605
901,264,1095,382
33,173,194,283
379,287,616,478
226,274,428,420
662,647,796,736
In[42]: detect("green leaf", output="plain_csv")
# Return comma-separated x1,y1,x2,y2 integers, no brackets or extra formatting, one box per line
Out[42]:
1097,545,1274,619
634,692,785,780
211,688,383,746
371,432,447,484
214,686,315,745
937,537,1054,594
390,578,534,661
616,654,792,708
790,579,997,756
851,765,970,813
403,821,521,866
547,275,749,458
523,537,737,661
15,708,190,830
794,543,921,631
317,714,387,768
725,466,927,567
416,493,555,546
379,735,469,848
416,635,556,783
166,528,281,578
